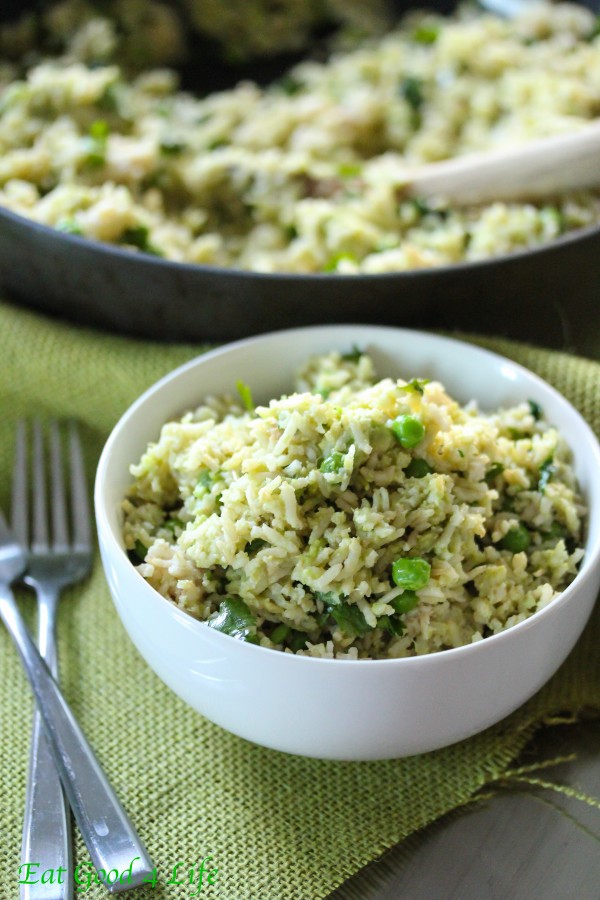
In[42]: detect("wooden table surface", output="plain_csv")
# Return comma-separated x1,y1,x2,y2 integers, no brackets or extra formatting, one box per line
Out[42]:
333,722,600,899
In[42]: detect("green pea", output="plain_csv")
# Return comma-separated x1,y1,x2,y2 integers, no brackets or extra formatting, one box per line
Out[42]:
500,524,531,553
391,558,431,590
391,415,425,449
391,591,419,614
404,458,432,478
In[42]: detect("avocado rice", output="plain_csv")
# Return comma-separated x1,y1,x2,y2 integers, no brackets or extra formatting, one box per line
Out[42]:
1,2,600,272
122,350,585,659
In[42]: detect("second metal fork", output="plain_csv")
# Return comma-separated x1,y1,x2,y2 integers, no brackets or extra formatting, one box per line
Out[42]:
13,420,92,900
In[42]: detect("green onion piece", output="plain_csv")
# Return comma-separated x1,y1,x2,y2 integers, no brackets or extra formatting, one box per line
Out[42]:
528,399,543,420
207,597,257,642
391,557,431,590
319,451,345,474
404,458,432,478
328,600,372,637
270,623,290,644
500,524,531,553
391,591,419,614
236,380,254,412
391,415,425,449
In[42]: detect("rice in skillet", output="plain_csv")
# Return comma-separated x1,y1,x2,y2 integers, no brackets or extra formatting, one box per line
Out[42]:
122,350,585,659
1,2,600,272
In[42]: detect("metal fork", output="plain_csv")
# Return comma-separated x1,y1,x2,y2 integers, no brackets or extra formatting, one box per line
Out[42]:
13,421,90,900
7,420,154,892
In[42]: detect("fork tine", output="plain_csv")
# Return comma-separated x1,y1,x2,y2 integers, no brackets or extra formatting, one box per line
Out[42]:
69,422,91,552
50,420,69,552
32,420,49,554
11,420,28,547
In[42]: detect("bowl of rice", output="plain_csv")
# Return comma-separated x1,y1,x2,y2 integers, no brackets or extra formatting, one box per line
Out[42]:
1,1,600,340
95,325,600,759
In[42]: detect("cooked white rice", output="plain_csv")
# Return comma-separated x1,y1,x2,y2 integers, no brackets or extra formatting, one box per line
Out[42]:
1,2,600,272
122,350,585,659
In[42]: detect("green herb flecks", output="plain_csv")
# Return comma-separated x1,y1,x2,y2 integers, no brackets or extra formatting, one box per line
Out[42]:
276,75,304,96
56,218,83,236
160,138,186,156
236,380,254,412
401,378,430,395
120,224,163,256
270,623,290,644
245,538,268,554
328,600,373,637
82,119,110,168
485,462,505,484
528,399,543,420
500,523,531,553
319,450,346,474
400,76,425,112
207,597,258,643
127,539,148,565
341,344,363,363
538,457,557,494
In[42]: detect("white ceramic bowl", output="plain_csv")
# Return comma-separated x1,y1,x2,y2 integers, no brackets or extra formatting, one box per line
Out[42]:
95,326,600,760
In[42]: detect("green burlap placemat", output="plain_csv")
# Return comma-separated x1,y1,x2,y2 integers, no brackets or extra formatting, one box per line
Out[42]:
1,300,599,900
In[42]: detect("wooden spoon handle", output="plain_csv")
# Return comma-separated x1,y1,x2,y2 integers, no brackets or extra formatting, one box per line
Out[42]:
406,120,600,205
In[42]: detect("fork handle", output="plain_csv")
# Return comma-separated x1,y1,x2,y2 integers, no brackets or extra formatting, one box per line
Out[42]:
21,588,72,900
0,587,154,893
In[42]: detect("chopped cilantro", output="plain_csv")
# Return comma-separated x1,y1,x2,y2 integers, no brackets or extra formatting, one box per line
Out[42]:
245,538,268,554
328,600,372,637
207,597,257,643
538,457,557,494
401,378,430,395
485,462,504,483
341,344,363,363
528,399,543,420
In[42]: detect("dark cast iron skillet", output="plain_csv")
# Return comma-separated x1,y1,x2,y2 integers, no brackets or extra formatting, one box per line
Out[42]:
0,0,599,348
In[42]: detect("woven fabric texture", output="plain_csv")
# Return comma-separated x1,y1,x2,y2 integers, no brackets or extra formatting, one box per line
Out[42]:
1,300,599,900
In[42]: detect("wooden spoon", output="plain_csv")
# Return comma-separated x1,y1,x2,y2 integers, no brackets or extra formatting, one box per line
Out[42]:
405,120,600,205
